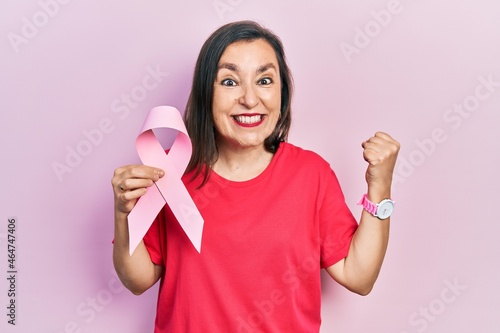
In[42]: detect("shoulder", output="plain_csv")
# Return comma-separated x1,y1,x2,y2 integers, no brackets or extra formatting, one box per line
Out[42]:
278,142,331,170
275,142,343,198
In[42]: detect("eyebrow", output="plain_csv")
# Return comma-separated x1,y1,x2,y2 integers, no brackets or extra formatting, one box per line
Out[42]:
256,63,277,74
218,62,239,72
217,62,277,74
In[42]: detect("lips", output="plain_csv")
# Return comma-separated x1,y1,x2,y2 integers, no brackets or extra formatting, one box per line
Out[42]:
232,114,265,127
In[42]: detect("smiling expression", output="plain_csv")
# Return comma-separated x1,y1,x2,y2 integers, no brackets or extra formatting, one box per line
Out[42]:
212,39,282,151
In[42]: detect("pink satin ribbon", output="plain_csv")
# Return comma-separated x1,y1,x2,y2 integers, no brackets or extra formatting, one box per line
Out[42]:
127,106,204,255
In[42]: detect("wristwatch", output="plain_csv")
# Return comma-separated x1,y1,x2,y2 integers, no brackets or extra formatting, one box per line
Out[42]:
357,194,395,220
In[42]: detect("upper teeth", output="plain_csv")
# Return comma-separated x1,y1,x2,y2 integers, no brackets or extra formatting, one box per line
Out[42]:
235,115,261,124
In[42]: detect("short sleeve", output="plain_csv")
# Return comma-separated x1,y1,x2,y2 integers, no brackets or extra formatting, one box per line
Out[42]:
319,168,358,268
142,208,166,266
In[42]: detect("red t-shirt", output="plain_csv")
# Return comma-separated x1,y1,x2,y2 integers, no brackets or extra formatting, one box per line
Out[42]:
143,142,358,332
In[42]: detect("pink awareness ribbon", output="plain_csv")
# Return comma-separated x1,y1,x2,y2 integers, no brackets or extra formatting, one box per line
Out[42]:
127,106,204,255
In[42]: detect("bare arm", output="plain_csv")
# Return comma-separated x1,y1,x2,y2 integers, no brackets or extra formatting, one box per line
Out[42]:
326,132,400,295
111,165,165,295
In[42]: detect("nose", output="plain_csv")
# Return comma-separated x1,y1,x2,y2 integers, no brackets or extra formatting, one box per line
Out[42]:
238,84,259,109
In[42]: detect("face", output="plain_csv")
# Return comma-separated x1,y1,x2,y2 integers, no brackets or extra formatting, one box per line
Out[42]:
212,39,281,151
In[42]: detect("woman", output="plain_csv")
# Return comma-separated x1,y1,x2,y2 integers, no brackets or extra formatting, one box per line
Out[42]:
112,20,400,332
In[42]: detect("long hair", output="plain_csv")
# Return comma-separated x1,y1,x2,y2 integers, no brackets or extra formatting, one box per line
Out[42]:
184,20,293,186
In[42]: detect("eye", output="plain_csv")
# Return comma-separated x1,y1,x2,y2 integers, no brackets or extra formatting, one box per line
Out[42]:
258,77,273,85
221,79,237,87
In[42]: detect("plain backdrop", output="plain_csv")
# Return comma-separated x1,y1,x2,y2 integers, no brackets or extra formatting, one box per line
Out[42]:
1,0,499,332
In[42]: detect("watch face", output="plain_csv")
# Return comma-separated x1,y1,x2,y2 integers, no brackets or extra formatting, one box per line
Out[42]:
377,200,394,219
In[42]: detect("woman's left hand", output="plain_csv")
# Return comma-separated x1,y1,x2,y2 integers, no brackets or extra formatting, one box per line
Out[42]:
361,132,400,194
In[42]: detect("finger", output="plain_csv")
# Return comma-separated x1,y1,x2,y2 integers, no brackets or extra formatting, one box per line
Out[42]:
118,187,148,203
371,131,398,144
362,139,387,155
119,178,155,192
363,140,398,157
114,165,164,179
123,165,165,181
362,140,380,152
112,165,164,189
115,188,149,214
373,131,393,140
363,149,380,165
112,165,140,187
362,134,390,146
113,164,144,178
362,139,397,161
362,135,400,153
373,132,401,149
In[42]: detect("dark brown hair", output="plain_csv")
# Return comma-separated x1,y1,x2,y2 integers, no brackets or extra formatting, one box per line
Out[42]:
184,20,293,186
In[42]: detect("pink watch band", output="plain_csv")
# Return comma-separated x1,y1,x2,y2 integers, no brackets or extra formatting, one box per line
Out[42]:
357,194,378,215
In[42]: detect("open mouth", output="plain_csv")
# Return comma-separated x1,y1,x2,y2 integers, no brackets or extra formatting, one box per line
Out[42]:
232,114,265,127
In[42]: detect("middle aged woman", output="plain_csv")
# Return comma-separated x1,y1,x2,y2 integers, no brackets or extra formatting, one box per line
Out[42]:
112,20,401,333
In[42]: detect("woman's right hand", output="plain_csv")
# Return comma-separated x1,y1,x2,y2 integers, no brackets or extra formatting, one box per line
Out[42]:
111,165,165,217
112,165,165,295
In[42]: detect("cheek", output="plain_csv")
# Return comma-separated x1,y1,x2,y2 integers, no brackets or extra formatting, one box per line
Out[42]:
264,86,281,108
212,113,232,136
266,95,282,117
212,89,223,109
213,86,239,107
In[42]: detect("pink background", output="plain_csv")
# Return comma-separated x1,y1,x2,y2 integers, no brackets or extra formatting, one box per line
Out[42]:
2,0,499,332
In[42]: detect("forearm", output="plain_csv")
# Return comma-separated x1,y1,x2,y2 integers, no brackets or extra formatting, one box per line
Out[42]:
113,212,162,295
326,186,392,295
346,215,389,293
342,188,391,295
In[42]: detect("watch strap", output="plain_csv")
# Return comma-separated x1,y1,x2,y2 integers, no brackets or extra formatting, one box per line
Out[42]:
357,194,378,215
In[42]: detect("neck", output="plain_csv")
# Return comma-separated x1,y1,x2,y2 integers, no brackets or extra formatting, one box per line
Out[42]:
212,142,274,181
